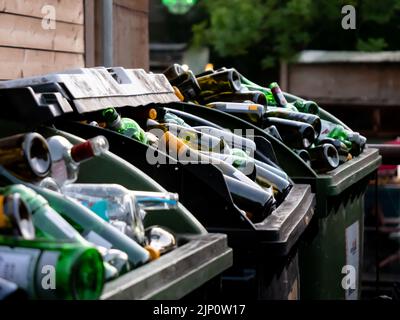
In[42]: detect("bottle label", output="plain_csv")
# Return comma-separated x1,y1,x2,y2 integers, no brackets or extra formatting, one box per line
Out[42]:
0,247,39,293
85,231,113,249
51,159,68,186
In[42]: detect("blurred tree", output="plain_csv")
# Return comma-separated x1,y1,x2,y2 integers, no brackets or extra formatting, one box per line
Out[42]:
191,0,400,80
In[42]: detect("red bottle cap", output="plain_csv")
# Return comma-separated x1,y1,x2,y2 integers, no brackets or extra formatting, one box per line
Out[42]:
70,141,95,163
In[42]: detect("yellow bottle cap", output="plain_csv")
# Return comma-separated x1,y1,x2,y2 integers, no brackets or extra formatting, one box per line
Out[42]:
173,86,185,101
205,63,214,71
145,245,161,261
148,108,158,120
0,195,10,229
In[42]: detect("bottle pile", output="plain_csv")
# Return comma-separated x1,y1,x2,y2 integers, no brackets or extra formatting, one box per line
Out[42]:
0,132,179,300
162,64,367,173
89,106,293,223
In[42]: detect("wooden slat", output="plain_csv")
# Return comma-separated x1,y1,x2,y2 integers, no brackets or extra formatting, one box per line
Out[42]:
0,47,84,80
113,5,149,69
114,0,149,13
0,0,84,24
0,12,84,53
84,0,95,67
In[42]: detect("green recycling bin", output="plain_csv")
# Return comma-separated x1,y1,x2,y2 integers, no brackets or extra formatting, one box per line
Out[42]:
0,118,233,300
153,101,382,299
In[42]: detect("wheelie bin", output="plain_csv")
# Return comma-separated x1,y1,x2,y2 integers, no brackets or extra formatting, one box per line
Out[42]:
0,98,233,299
153,99,382,300
0,68,315,299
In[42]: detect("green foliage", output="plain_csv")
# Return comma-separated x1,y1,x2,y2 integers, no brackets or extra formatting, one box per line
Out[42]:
192,0,400,70
357,38,388,51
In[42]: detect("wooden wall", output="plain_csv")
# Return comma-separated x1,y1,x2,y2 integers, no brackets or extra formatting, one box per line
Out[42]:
0,0,85,80
113,0,149,70
0,0,150,80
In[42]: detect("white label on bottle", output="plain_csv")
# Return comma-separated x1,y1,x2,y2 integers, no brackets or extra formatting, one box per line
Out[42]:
51,160,68,185
85,231,112,249
0,247,39,293
225,105,249,111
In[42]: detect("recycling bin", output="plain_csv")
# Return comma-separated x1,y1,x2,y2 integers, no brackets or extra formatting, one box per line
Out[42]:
53,107,315,300
156,100,382,299
0,69,316,299
0,115,233,300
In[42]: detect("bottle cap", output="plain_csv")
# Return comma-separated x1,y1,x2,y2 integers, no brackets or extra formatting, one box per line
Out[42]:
70,141,95,163
148,108,158,120
102,108,118,123
173,86,185,101
145,245,161,261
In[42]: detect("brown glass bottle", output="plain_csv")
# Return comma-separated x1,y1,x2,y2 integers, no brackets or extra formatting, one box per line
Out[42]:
0,133,51,181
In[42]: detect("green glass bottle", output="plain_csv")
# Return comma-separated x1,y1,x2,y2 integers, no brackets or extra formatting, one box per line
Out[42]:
262,117,316,149
206,102,265,125
102,108,149,145
197,69,242,98
202,91,267,106
265,107,321,138
293,100,320,115
320,120,366,156
0,171,151,267
1,184,87,243
308,144,340,172
0,236,104,300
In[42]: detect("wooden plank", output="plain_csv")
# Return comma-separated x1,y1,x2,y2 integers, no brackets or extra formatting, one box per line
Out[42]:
0,0,84,24
0,47,84,80
114,0,149,13
287,63,400,106
0,12,84,53
113,5,149,69
84,0,95,67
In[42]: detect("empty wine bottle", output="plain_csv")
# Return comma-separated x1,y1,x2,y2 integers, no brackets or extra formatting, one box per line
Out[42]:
0,277,29,301
197,69,242,98
0,184,87,243
294,100,320,115
308,144,340,172
206,102,265,124
0,193,35,240
202,91,267,105
160,131,262,189
102,108,149,144
0,236,104,300
320,120,366,156
0,172,151,267
265,107,321,138
317,137,350,164
163,64,201,101
294,149,312,167
263,117,315,149
224,174,276,222
269,82,289,108
146,119,227,153
193,126,257,152
0,133,51,182
47,135,109,187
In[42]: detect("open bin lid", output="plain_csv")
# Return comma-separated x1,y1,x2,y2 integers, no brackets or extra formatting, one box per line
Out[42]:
0,67,180,123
